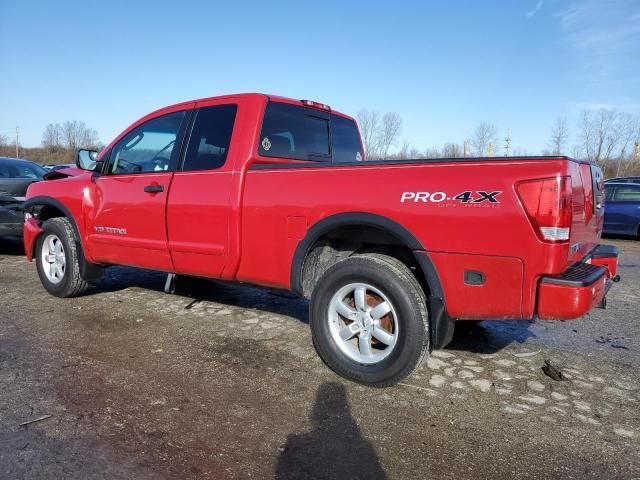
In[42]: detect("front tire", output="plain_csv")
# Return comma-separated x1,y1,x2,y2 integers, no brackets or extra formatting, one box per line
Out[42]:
35,217,90,298
310,253,430,387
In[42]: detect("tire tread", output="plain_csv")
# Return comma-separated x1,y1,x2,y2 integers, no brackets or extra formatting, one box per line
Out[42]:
310,252,430,387
37,217,90,298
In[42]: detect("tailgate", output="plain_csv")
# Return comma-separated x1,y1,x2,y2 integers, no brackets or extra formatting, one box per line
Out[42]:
569,162,605,262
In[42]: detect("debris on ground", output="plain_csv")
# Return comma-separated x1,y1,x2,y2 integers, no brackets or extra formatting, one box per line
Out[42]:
595,334,630,350
184,298,201,310
542,360,563,381
19,415,52,427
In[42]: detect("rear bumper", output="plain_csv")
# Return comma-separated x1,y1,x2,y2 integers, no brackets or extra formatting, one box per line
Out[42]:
537,244,618,320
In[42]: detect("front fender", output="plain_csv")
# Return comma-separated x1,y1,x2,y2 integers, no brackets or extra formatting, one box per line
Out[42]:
22,197,104,281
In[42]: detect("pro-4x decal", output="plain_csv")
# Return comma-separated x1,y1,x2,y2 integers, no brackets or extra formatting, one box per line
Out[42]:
400,191,502,203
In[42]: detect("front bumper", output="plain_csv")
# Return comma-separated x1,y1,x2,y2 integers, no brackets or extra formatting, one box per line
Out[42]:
537,244,619,320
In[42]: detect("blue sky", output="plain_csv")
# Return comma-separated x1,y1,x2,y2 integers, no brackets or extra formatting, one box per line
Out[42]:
1,0,638,153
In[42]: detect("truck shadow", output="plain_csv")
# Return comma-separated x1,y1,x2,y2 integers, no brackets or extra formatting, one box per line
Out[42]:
90,267,536,351
275,382,386,480
92,267,311,324
447,320,537,354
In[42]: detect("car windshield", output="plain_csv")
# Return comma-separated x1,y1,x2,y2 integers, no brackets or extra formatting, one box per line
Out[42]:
0,160,46,179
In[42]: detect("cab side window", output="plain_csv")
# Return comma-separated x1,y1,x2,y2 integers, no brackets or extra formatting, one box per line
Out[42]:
108,111,186,174
182,104,238,171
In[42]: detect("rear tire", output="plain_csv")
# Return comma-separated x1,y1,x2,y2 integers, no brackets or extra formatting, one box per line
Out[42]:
310,253,430,387
35,217,90,298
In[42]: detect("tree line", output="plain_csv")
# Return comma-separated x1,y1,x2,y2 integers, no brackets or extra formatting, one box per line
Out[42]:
1,109,639,177
357,107,640,176
0,121,101,164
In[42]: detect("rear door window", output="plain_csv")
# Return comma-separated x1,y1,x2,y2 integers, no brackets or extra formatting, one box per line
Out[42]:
182,104,238,171
258,102,330,161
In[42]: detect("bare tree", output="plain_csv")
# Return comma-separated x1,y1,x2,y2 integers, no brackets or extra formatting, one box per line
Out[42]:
0,133,7,147
470,123,498,156
409,148,423,158
423,147,441,158
61,120,99,151
612,113,640,176
356,109,380,159
441,142,462,158
377,112,402,160
577,109,617,165
395,139,411,159
512,147,529,156
575,109,640,177
356,110,403,160
42,123,64,152
548,117,569,155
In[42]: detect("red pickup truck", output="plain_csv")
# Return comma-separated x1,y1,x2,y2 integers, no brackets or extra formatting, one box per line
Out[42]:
23,93,619,386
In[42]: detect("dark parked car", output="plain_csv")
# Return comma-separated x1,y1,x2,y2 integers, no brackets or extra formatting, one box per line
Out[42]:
0,157,46,237
603,182,640,237
604,176,640,184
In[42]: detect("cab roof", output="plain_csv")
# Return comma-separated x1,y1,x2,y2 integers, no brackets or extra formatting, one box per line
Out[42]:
148,93,353,120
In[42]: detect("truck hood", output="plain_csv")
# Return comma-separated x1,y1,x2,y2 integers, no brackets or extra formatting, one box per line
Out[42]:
42,167,86,181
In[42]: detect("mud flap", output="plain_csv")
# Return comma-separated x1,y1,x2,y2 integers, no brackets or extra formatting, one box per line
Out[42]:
77,241,104,282
429,296,455,349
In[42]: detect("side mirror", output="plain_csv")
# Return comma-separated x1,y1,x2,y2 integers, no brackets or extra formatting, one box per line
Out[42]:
76,149,99,171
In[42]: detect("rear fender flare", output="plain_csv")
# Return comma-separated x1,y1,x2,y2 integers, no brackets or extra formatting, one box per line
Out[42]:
290,212,454,349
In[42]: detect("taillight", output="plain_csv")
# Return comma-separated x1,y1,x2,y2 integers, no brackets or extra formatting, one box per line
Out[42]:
516,176,572,242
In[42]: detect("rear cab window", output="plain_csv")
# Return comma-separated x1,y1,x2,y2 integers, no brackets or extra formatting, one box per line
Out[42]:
331,114,363,162
258,101,363,163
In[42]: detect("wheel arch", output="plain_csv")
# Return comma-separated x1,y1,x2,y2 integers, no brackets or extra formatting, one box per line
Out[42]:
290,212,454,349
23,196,104,282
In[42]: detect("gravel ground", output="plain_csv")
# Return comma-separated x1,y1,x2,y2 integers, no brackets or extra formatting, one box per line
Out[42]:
0,236,638,479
